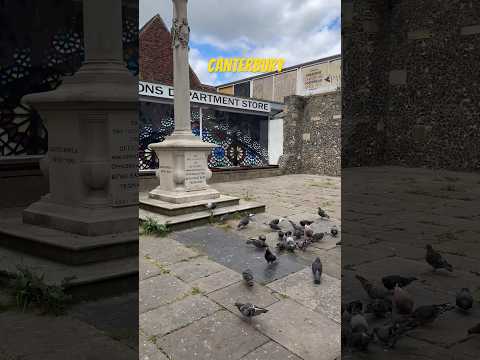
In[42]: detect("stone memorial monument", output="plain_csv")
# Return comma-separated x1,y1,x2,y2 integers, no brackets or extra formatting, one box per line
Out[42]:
140,0,264,226
147,0,219,204
0,0,138,291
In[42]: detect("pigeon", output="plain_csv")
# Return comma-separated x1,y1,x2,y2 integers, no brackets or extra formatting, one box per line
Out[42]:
264,248,277,264
373,322,413,349
288,220,303,232
350,331,371,351
365,298,392,318
456,288,473,311
355,274,390,300
350,313,369,333
235,302,268,318
330,225,339,237
246,236,267,248
318,207,330,219
393,285,414,315
293,228,303,239
237,214,255,229
205,202,217,210
382,275,418,290
299,220,314,227
312,232,325,242
304,224,314,238
242,269,254,287
345,300,363,315
409,303,454,325
297,237,311,251
468,323,480,334
425,244,453,272
268,218,284,231
285,235,296,251
312,257,323,284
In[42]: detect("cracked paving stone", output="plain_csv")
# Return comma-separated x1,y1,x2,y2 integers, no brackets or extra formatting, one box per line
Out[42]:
166,256,227,283
256,299,340,360
140,294,220,338
267,268,341,323
140,335,168,360
141,237,199,265
189,268,242,294
140,274,192,313
240,341,302,360
157,310,269,360
140,257,163,281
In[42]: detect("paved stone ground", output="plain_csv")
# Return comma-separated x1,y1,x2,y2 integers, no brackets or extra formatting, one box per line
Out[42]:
341,167,480,359
140,174,341,360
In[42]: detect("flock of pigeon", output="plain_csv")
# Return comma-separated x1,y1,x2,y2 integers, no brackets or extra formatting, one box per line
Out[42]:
233,207,339,319
343,243,480,352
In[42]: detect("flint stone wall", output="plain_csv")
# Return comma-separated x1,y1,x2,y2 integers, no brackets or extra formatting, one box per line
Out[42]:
279,91,341,176
342,0,480,170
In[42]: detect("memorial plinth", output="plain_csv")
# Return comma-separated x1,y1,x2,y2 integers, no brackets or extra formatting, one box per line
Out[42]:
147,136,219,204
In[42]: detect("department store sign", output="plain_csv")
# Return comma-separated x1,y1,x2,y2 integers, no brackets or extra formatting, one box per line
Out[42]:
139,81,271,113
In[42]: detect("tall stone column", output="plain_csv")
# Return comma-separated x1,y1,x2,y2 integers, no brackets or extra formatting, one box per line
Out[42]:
21,0,138,236
147,0,219,204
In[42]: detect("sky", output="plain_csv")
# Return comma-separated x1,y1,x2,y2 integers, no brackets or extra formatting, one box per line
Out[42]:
139,0,341,86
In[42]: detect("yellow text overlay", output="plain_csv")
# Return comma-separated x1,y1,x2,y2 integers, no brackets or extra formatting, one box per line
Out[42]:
208,57,285,73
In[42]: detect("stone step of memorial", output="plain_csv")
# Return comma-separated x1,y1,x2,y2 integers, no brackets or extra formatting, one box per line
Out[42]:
139,194,240,216
0,245,137,300
0,217,138,265
139,201,265,231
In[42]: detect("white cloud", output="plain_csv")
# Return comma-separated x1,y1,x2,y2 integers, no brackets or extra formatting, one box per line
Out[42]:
140,0,340,85
188,47,218,85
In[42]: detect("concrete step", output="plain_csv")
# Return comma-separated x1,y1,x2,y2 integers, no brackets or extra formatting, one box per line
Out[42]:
139,194,240,216
0,245,137,301
0,217,137,265
139,201,266,231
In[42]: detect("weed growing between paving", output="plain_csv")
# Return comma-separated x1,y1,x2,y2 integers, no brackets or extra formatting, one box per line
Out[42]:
141,217,170,236
7,266,74,315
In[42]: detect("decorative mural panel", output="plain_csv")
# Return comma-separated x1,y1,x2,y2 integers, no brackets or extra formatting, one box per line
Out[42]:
139,102,269,169
0,0,138,157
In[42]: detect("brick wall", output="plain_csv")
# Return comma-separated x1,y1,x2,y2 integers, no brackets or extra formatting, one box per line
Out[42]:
279,91,341,176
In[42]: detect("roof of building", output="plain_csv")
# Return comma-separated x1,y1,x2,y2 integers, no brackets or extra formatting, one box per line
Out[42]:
140,14,215,92
216,54,341,88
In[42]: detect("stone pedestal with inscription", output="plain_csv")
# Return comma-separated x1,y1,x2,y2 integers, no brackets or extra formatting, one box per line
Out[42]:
20,0,137,236
147,137,219,204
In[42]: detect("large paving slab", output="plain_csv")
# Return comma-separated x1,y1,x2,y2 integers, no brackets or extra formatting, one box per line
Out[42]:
157,310,269,360
173,226,310,284
240,341,302,360
0,311,137,359
140,236,199,265
267,268,341,323
139,274,192,313
189,267,242,294
140,335,169,360
140,294,220,337
256,299,341,360
166,255,227,283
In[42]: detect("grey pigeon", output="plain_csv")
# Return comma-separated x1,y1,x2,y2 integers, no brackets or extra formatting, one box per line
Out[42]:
468,323,480,334
425,244,453,272
345,300,363,315
264,247,277,264
393,285,414,315
268,218,284,230
456,288,473,311
237,214,255,229
312,257,323,284
318,207,330,219
312,232,325,242
205,202,217,210
365,298,392,318
246,236,267,248
373,323,412,349
296,237,311,251
288,220,303,232
351,331,371,351
382,275,417,290
304,224,314,238
285,234,296,251
355,274,390,300
299,220,314,227
350,313,369,333
330,225,339,237
410,303,454,325
293,228,303,239
235,302,268,318
242,269,254,287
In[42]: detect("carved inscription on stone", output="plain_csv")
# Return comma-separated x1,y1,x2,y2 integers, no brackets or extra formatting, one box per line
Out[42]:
184,152,207,191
